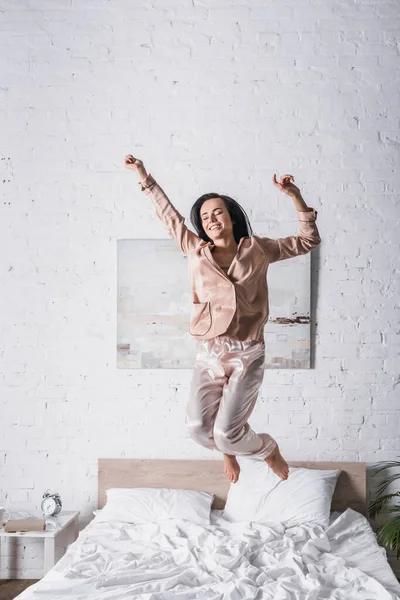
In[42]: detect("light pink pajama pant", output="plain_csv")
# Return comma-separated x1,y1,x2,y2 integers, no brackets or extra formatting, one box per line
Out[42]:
186,335,277,460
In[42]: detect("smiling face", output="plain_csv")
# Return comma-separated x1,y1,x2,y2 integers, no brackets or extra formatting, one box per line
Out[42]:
200,197,234,242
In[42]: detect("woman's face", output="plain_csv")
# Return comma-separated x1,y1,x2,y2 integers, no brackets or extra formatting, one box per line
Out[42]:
200,197,234,242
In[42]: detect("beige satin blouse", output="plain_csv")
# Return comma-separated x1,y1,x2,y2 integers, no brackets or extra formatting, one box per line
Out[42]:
138,173,321,342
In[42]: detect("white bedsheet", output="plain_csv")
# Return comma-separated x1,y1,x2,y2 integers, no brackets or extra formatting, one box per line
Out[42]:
16,508,400,599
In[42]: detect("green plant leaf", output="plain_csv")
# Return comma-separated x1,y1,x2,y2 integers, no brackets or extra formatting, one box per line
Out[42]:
373,474,400,498
375,515,400,559
371,460,400,477
387,505,400,514
368,493,400,519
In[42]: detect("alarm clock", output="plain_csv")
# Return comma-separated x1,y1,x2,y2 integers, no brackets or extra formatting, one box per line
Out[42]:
41,490,62,517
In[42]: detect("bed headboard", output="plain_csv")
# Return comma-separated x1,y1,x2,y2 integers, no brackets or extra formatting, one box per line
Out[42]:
98,459,366,516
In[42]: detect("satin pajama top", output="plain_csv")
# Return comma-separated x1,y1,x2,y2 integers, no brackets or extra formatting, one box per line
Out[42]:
138,173,321,343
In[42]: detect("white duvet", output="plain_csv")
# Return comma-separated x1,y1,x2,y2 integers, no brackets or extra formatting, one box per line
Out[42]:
16,508,400,599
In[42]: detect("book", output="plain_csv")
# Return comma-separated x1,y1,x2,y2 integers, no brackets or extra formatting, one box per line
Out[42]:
4,519,46,532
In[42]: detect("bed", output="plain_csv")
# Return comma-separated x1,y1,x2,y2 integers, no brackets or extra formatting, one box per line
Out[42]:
15,459,400,599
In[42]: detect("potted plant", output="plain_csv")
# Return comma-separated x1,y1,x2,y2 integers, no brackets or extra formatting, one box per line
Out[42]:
368,459,400,559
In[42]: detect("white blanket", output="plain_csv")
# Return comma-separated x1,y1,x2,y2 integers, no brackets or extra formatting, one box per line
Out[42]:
16,508,400,599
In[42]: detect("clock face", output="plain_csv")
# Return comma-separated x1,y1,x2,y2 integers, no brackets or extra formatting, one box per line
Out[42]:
42,497,56,515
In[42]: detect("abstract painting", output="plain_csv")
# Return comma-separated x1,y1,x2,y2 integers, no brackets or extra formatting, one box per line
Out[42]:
117,239,311,369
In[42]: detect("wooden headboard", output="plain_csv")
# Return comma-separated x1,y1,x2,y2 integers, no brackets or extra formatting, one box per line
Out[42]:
98,459,366,515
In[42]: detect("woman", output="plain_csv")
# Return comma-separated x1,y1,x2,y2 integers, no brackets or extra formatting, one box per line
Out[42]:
124,154,321,483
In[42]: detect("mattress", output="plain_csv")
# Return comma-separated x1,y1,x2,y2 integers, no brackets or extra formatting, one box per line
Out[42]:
15,508,400,599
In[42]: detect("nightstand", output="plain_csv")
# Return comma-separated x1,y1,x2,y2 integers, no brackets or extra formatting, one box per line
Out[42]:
0,511,80,576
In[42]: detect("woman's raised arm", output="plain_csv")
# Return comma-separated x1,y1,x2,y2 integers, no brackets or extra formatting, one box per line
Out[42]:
124,155,201,256
254,208,321,262
254,173,321,262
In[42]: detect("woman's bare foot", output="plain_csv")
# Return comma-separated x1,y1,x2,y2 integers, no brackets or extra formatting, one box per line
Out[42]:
265,445,289,480
223,454,240,483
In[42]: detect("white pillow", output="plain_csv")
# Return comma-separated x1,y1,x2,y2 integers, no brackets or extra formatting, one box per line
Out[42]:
223,458,340,528
94,488,214,526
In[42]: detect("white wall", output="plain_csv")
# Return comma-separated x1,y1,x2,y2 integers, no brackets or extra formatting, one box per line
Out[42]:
1,0,399,579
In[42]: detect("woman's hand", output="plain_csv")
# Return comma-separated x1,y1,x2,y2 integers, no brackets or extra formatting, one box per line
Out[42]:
272,173,301,198
124,154,143,171
124,154,147,179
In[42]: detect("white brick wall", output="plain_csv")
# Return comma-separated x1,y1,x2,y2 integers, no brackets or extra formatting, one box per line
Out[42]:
1,0,399,580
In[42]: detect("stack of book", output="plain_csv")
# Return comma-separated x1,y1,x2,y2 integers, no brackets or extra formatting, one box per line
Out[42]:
4,519,46,532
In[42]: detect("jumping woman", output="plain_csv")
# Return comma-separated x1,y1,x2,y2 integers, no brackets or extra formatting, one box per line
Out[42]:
124,154,321,483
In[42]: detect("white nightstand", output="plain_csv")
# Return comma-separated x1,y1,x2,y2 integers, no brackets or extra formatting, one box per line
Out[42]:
0,511,80,576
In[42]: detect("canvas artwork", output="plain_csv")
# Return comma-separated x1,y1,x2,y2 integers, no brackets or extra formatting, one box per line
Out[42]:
117,239,311,369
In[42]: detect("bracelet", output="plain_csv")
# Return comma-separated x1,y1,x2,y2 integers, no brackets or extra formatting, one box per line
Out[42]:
138,173,156,190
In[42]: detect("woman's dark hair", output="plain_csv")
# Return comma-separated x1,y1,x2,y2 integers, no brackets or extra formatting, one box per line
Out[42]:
190,193,253,244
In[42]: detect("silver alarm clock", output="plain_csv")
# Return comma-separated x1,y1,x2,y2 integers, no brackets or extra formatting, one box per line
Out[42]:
41,490,62,517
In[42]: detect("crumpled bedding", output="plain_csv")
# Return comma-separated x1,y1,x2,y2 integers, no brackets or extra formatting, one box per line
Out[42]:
16,508,400,599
